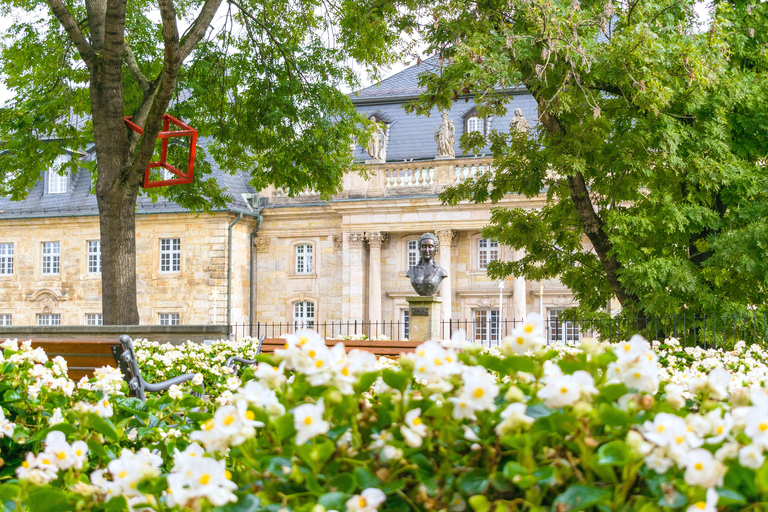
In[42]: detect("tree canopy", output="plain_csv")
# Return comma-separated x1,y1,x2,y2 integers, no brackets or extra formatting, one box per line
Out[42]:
0,0,397,323
346,0,768,317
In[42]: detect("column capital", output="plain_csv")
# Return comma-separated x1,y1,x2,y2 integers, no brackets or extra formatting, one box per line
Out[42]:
347,232,366,248
436,229,456,246
366,232,388,248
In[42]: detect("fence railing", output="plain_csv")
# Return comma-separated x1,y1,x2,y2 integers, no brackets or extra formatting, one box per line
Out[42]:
231,314,768,348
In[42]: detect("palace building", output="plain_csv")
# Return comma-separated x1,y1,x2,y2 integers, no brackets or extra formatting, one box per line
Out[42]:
0,58,580,343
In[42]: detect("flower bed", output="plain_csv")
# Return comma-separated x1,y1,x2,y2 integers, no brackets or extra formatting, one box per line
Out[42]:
3,315,768,511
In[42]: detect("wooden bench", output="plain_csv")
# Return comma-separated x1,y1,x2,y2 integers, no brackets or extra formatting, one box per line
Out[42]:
28,339,120,380
259,338,420,356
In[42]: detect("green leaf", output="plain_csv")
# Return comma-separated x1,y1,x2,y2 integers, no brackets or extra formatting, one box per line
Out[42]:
86,439,109,461
318,492,348,511
104,496,129,511
597,440,631,466
458,468,489,495
468,495,490,512
597,403,636,427
272,413,296,442
27,487,72,512
33,422,78,441
599,384,628,402
381,369,409,392
354,467,381,489
136,476,168,495
220,495,262,512
553,485,610,511
525,404,552,419
84,413,119,442
329,473,357,494
3,389,21,402
714,487,746,506
0,484,20,501
503,356,537,374
355,371,380,394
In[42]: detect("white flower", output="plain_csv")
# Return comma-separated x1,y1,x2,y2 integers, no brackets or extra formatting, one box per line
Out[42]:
167,450,237,507
346,488,386,512
644,448,673,474
255,361,286,388
715,441,740,461
400,408,427,448
192,373,204,386
739,444,765,469
640,413,687,447
537,370,597,409
707,368,731,400
664,383,686,409
226,376,241,391
686,488,718,512
168,384,183,400
744,409,768,447
0,408,16,438
293,399,331,445
501,313,545,355
381,445,403,461
91,396,114,418
495,403,534,436
682,449,725,488
370,431,393,450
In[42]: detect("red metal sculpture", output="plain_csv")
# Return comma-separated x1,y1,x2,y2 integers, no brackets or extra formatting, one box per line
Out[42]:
123,114,198,188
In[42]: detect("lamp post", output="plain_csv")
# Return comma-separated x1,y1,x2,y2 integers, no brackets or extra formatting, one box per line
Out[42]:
498,280,505,343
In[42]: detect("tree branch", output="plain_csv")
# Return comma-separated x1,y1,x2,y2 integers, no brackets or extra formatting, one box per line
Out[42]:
46,0,95,67
125,43,150,93
85,0,106,51
179,0,224,61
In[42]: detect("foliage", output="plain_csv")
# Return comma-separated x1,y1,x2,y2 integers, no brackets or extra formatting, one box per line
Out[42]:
340,0,768,317
4,320,768,510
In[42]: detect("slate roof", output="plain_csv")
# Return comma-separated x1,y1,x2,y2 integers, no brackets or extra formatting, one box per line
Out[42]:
351,58,540,162
0,150,259,220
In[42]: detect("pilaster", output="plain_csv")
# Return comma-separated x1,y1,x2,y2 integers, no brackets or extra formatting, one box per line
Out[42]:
367,232,386,325
436,229,455,322
344,232,366,321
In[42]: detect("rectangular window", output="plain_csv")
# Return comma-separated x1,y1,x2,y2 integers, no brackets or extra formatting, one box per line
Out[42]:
48,155,69,194
295,244,313,274
0,243,13,275
407,240,419,269
0,314,11,326
467,116,483,134
473,308,499,346
37,313,61,326
159,313,180,326
87,240,101,274
401,309,410,340
293,301,315,329
160,238,181,273
548,309,580,345
41,241,60,275
478,239,499,270
85,313,103,326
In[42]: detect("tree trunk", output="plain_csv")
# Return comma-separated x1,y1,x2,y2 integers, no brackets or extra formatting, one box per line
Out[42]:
98,186,140,325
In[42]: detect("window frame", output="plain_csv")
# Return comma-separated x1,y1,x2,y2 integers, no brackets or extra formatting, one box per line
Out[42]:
0,242,13,275
293,300,315,329
159,238,181,273
547,308,581,345
0,314,11,326
463,109,487,136
294,243,314,275
87,240,101,274
159,312,180,326
472,308,500,346
41,241,60,275
85,313,103,326
406,239,419,270
401,309,410,340
37,313,61,326
47,155,70,194
477,238,499,271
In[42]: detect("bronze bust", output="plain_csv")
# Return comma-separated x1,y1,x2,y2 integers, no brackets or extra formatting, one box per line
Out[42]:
406,233,448,296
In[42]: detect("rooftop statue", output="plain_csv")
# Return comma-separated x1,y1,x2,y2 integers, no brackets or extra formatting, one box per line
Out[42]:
509,108,531,133
434,112,455,158
366,118,387,161
406,232,448,296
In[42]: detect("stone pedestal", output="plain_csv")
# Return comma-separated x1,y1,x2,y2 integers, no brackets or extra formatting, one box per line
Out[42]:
406,296,442,342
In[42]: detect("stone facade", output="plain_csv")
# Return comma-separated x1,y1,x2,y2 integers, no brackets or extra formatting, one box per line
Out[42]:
0,212,257,326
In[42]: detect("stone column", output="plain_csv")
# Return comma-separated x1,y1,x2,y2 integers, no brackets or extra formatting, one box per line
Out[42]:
436,229,455,323
513,249,527,320
366,232,386,326
346,233,367,321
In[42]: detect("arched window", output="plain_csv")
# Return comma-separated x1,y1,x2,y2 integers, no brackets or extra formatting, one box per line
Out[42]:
293,301,315,329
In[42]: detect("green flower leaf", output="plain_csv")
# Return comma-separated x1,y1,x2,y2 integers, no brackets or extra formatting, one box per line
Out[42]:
381,369,410,392
27,486,72,512
468,495,490,512
329,472,357,494
83,413,119,442
354,467,381,489
458,468,489,495
319,492,348,511
597,440,631,466
553,485,610,511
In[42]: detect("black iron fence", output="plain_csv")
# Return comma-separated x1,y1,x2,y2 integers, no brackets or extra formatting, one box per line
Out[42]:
230,313,768,348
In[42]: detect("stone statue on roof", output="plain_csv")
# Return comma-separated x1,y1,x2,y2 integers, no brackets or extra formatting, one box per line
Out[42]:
509,108,531,134
434,112,455,158
366,118,387,162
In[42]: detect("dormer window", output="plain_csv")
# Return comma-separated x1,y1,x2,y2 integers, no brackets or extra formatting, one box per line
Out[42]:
463,109,487,135
48,155,69,194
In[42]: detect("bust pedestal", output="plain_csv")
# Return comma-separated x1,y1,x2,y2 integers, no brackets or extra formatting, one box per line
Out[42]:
406,296,442,342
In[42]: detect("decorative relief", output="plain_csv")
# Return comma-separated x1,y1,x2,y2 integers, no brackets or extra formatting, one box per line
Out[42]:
435,229,456,246
366,232,388,249
35,292,59,313
476,296,495,308
332,235,343,251
254,237,271,252
347,233,366,248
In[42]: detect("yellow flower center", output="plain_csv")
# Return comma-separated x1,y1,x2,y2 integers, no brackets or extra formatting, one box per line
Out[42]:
245,410,256,420
418,350,426,357
299,337,309,345
75,449,83,456
418,366,426,373
341,367,350,376
716,426,724,434
225,470,232,479
21,461,29,468
203,419,215,431
434,358,443,366
675,436,684,445
516,337,525,345
308,350,316,358
57,452,67,460
284,342,290,349
199,474,211,485
474,388,485,398
223,415,235,426
41,458,51,465
694,462,704,471
656,425,665,433
524,325,534,333
304,416,313,425
623,344,631,351
633,372,641,379
359,498,367,508
118,471,127,478
760,423,768,432
694,502,707,510
315,360,324,368
560,386,568,394
413,417,423,426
